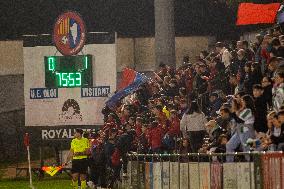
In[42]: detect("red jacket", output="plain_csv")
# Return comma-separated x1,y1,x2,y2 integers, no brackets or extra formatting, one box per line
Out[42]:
168,117,180,136
148,125,164,149
135,124,142,136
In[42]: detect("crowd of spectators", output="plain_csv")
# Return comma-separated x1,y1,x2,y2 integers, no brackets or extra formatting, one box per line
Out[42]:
85,26,284,187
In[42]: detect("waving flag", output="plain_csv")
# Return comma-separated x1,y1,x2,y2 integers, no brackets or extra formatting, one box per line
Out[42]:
118,68,137,90
237,3,280,25
106,68,148,108
42,165,63,176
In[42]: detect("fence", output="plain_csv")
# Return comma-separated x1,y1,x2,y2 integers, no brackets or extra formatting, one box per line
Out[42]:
120,152,284,189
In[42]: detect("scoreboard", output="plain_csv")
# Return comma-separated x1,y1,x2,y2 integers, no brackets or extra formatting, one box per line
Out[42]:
44,55,93,88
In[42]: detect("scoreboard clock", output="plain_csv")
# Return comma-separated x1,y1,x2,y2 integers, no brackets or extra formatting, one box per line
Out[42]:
44,55,93,88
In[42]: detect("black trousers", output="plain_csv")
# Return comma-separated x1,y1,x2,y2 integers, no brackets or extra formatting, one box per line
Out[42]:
187,130,206,153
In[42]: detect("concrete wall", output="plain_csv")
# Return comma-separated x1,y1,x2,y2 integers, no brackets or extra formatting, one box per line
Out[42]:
117,36,215,72
0,41,23,75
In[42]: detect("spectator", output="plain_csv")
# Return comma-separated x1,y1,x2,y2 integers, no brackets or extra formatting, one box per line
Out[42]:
243,40,255,61
215,42,232,68
116,130,136,177
148,121,164,153
250,62,263,87
136,123,149,154
226,95,256,162
180,101,207,152
229,74,243,95
243,62,253,95
167,109,181,137
205,120,224,148
152,104,168,127
272,72,284,112
208,93,223,118
267,57,280,78
262,76,273,108
270,110,284,151
270,37,284,58
253,84,268,133
216,107,231,134
236,41,243,51
135,117,143,136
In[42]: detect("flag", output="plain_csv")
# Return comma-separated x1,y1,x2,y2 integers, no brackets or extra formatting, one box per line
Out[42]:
236,3,280,25
106,69,148,108
42,165,63,176
118,68,137,90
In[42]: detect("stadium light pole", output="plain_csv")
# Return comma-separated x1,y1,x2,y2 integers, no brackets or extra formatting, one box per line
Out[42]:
154,0,176,69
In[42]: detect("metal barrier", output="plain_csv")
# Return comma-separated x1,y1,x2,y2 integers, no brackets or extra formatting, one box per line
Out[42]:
119,152,284,189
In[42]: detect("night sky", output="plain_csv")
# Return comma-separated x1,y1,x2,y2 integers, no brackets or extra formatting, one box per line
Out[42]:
0,0,282,40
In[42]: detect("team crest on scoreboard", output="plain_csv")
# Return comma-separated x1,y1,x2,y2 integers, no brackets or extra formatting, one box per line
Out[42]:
59,99,83,122
53,11,86,56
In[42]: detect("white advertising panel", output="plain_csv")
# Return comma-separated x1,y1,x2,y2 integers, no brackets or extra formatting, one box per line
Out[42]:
24,44,116,126
189,162,199,189
153,162,162,189
199,162,211,189
180,163,189,189
237,163,255,189
223,163,237,189
170,162,179,189
162,162,170,189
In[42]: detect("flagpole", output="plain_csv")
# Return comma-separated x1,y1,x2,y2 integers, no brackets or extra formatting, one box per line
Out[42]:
24,133,35,189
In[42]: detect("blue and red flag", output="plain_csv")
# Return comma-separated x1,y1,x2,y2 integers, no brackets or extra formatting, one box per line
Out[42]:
106,68,148,108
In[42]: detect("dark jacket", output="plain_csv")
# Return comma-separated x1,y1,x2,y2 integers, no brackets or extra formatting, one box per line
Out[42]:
104,139,116,166
254,95,268,133
243,73,253,95
116,131,135,154
209,98,223,118
209,126,225,148
263,85,273,108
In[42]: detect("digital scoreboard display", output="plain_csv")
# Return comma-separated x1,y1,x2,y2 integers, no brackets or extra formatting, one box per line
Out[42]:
44,55,93,88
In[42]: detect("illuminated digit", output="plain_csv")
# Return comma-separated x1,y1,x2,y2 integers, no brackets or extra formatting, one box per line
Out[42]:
56,73,62,86
69,73,75,86
75,72,81,86
85,56,88,69
62,73,68,86
48,57,55,71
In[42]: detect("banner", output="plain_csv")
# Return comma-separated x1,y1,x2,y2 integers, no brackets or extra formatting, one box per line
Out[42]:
237,163,255,189
170,162,179,188
131,161,139,188
180,163,189,189
153,162,162,189
199,162,211,189
237,3,280,25
145,162,154,189
162,162,170,189
189,163,199,188
211,162,222,189
262,153,284,189
138,161,145,188
223,163,237,189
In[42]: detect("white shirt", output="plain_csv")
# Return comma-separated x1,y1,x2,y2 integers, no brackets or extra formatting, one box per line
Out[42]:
221,47,232,68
